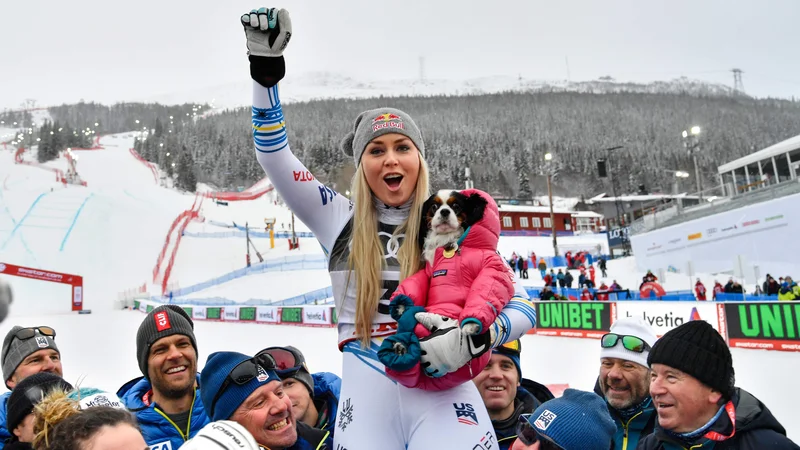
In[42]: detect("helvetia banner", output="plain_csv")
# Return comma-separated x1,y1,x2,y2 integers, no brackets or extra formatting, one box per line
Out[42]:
535,301,614,338
303,306,332,326
725,302,800,352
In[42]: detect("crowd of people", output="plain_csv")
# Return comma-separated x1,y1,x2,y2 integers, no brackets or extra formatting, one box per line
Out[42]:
2,309,796,449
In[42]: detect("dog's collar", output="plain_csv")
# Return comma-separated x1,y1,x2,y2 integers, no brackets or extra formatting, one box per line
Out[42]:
457,226,471,247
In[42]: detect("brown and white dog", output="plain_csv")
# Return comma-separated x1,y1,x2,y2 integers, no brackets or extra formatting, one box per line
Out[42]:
419,189,489,266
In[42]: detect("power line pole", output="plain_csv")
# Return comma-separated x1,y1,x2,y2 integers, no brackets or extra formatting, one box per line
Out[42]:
731,68,744,95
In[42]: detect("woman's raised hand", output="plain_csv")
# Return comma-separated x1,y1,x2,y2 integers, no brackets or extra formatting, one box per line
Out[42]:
240,7,293,58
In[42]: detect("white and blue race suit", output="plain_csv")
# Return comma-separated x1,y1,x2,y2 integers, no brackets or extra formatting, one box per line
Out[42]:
252,81,537,450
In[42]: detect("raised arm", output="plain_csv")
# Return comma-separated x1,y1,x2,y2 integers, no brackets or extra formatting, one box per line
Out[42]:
243,8,352,253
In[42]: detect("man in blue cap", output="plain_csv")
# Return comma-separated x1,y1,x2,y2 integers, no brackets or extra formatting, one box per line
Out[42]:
199,351,329,450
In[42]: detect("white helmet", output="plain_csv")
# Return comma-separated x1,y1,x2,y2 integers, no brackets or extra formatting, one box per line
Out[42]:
182,421,260,450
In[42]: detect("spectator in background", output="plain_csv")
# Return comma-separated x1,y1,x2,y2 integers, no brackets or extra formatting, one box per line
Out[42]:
723,277,735,293
695,279,707,301
556,270,565,288
762,274,781,295
640,320,798,449
643,270,657,284
117,305,210,449
596,282,610,301
580,288,593,301
730,281,745,294
596,318,659,450
0,326,63,448
713,280,724,300
538,258,547,279
511,389,616,450
521,258,529,279
539,286,557,301
584,277,596,290
598,257,608,277
754,284,763,296
530,252,536,269
473,341,553,450
564,270,574,289
778,277,800,301
517,256,524,278
589,265,597,285
543,271,553,288
610,280,622,291
259,346,340,438
565,251,573,269
578,272,587,289
549,270,558,289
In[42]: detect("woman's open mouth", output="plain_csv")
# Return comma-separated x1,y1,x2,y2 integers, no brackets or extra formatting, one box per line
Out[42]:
384,173,403,191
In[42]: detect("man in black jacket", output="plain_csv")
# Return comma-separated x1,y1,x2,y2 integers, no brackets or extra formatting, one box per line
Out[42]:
639,320,798,449
472,340,554,450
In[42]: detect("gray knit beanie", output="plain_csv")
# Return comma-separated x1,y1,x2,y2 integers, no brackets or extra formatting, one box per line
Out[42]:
2,326,59,386
136,305,197,378
339,107,425,166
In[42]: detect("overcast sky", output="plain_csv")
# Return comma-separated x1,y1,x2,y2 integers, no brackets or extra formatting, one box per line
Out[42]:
1,0,799,109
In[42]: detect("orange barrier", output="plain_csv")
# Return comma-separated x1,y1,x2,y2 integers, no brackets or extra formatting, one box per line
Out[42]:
128,148,158,183
14,148,67,185
152,194,204,294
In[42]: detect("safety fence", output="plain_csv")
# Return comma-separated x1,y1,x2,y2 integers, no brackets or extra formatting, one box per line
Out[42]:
160,254,327,300
526,299,800,352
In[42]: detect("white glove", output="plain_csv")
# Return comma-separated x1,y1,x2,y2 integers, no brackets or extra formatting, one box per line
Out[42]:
182,421,260,450
240,7,293,57
415,312,491,378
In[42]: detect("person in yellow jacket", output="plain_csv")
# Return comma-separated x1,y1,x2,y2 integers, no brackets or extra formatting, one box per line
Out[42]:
777,276,800,300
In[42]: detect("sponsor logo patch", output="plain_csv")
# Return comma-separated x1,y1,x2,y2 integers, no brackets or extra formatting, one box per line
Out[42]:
433,269,447,278
154,311,171,332
533,409,557,430
454,403,479,426
35,336,49,348
256,364,270,382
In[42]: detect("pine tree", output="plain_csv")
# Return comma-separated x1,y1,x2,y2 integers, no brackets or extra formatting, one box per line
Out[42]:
516,148,533,200
175,146,197,192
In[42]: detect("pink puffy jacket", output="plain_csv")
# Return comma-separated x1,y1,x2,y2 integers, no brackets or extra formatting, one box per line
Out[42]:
386,189,515,390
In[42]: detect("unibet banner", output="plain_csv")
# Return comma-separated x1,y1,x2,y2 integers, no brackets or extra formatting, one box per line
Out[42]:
282,307,303,324
535,301,613,338
725,302,800,352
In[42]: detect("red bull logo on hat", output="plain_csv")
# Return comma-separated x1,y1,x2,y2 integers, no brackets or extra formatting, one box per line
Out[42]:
371,112,405,132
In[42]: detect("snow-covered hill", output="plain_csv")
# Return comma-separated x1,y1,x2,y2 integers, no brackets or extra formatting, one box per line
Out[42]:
136,72,737,110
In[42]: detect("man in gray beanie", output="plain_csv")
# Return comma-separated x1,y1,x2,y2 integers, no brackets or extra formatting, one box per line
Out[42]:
117,305,209,448
0,325,62,448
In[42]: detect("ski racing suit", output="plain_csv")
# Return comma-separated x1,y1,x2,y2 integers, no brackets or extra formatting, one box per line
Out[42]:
252,81,537,450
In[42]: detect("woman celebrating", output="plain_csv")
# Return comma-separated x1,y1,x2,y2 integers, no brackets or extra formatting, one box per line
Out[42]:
241,7,536,449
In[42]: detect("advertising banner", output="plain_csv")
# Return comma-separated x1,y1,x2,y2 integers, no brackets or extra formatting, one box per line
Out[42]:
615,302,722,338
535,301,613,338
224,307,239,321
303,306,333,326
257,306,280,323
239,307,257,322
281,307,303,324
724,302,800,352
192,307,206,320
206,307,222,321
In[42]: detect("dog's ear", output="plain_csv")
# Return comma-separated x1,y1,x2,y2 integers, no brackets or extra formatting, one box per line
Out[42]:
418,196,435,249
464,193,488,226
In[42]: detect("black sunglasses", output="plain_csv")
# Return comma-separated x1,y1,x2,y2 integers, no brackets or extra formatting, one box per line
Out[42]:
2,327,57,361
209,353,278,419
600,333,651,353
517,414,565,450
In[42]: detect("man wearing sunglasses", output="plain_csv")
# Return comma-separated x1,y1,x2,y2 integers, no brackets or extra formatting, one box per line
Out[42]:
639,320,798,450
595,318,658,450
0,326,62,449
511,389,616,450
118,305,210,449
199,351,329,450
259,347,341,439
472,340,554,450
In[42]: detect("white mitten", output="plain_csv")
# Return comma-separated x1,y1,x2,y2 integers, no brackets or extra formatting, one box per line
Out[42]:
240,7,293,57
416,312,490,378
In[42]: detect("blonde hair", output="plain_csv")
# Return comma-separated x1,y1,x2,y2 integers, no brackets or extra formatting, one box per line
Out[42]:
32,389,79,449
349,156,430,347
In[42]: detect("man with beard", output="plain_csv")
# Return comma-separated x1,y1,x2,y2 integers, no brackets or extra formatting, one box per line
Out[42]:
595,318,658,450
118,305,210,448
473,340,554,449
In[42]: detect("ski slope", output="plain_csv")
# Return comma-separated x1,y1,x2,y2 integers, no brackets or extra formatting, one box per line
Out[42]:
0,129,797,441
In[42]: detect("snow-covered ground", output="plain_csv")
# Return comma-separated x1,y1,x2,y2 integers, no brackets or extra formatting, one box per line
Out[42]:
0,129,797,440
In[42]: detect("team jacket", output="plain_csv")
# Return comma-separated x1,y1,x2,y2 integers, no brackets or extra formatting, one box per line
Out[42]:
636,388,798,450
0,392,11,449
250,81,535,349
311,372,341,438
494,379,555,450
118,376,210,449
594,379,657,450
